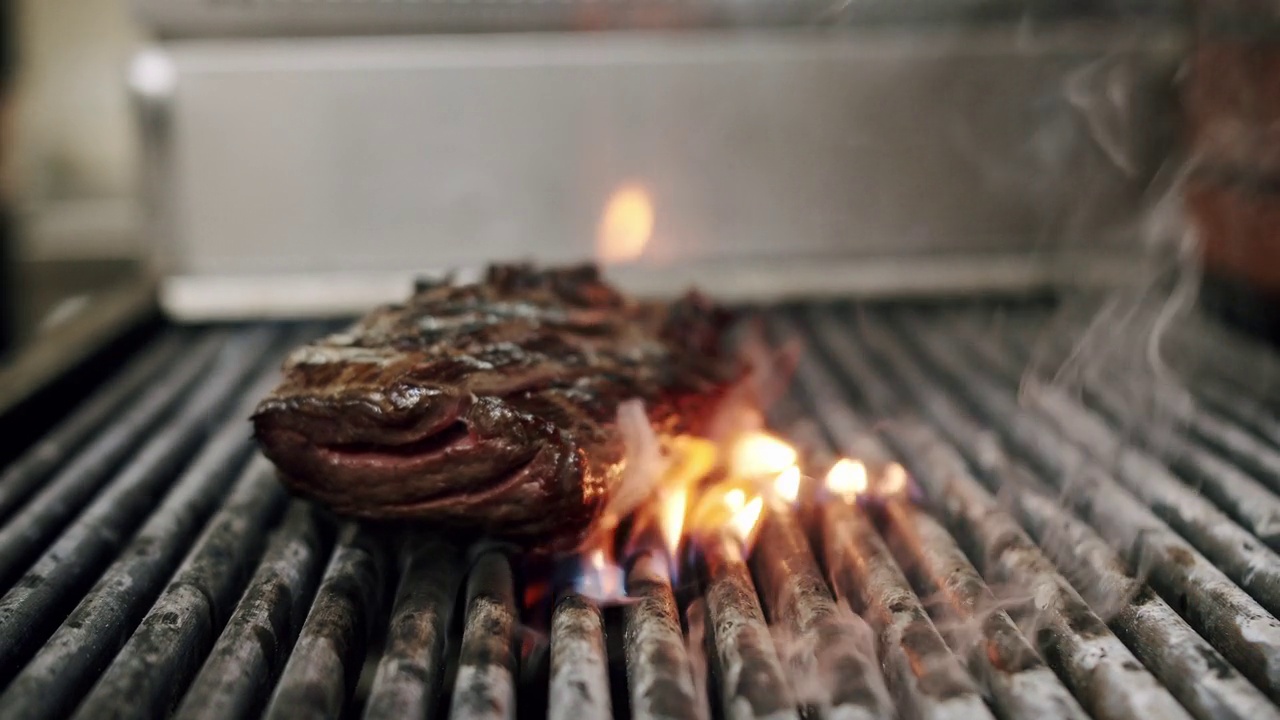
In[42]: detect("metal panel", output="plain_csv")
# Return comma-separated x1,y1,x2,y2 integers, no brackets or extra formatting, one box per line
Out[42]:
132,0,1185,38
141,26,1185,318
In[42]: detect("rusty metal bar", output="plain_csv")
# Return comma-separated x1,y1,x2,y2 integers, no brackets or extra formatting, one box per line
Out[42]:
363,534,462,720
818,499,994,720
173,502,333,720
549,593,612,720
262,525,387,720
0,326,278,680
69,454,290,720
0,330,188,523
699,533,800,720
623,550,704,720
449,551,518,720
751,507,891,720
874,498,1090,720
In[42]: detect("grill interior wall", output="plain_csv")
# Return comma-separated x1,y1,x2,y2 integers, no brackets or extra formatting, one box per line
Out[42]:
1,304,1280,719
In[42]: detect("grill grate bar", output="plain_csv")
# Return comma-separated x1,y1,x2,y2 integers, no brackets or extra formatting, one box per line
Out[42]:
173,501,333,720
0,330,190,523
992,319,1280,541
867,312,1280,637
263,524,387,720
1011,483,1280,720
0,326,279,680
875,498,1091,720
623,551,704,720
70,454,291,720
0,330,230,590
1189,381,1280,459
450,551,518,720
699,531,799,720
816,492,993,720
951,318,1280,559
363,534,462,720
773,311,1085,717
0,357,292,720
750,507,892,720
549,594,611,720
9,308,1280,719
792,308,1202,720
998,320,1280,548
838,308,1280,703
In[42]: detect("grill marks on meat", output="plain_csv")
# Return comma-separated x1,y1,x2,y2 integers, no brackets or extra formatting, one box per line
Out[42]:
252,264,734,549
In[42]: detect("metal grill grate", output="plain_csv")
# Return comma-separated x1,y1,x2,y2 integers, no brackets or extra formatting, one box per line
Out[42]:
2,304,1280,720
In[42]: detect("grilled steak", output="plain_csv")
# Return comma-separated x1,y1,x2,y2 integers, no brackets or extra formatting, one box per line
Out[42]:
252,263,735,550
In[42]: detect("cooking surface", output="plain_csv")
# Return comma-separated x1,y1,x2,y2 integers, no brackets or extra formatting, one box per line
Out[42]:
2,302,1280,719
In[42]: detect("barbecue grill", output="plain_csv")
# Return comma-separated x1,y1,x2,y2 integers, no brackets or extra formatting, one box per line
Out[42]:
4,302,1280,720
7,2,1280,719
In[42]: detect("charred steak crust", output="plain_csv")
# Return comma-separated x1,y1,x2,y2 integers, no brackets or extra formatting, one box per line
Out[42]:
252,263,735,549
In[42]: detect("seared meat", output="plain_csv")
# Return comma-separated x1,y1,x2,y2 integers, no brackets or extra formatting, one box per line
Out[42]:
252,264,735,550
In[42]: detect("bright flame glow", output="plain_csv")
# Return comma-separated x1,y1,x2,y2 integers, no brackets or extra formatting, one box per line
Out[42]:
575,547,626,603
826,458,868,503
881,462,909,496
773,465,802,504
659,486,689,557
729,496,765,545
724,488,747,513
730,432,798,479
597,184,654,264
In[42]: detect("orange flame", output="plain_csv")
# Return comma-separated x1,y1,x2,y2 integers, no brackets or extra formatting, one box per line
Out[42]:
826,458,868,503
881,462,909,496
728,495,765,546
597,184,654,264
729,431,798,480
659,485,689,558
773,465,802,504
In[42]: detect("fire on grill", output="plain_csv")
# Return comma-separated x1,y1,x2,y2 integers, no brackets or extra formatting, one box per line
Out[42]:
5,301,1280,720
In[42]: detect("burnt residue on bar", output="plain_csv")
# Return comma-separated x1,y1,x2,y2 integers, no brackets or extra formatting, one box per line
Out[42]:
1193,380,1280,466
2,448,274,719
699,534,800,720
623,551,703,720
885,421,1194,720
0,342,297,719
0,327,278,681
1012,483,1280,720
70,455,290,720
875,498,1089,720
960,322,1280,562
793,308,1197,719
750,508,891,720
549,593,611,720
262,523,388,720
173,501,333,720
0,330,188,524
879,315,1280,697
993,321,1280,555
363,534,463,720
0,330,231,592
450,551,518,720
819,498,993,720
